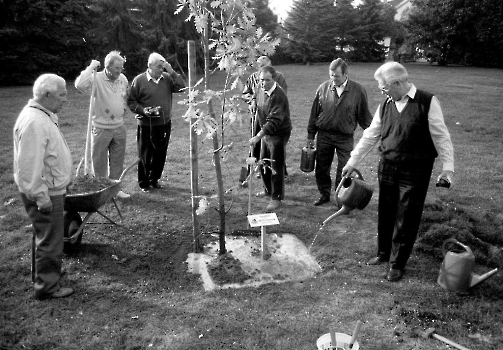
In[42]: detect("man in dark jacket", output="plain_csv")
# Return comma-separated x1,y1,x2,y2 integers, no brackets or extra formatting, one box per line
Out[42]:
249,66,292,211
243,56,288,180
307,58,372,206
342,62,454,282
128,52,185,192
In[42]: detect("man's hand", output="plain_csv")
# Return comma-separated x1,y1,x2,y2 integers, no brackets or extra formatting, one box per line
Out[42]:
143,107,153,116
248,100,257,114
162,61,174,74
89,59,100,71
38,200,53,213
437,170,454,189
249,135,261,146
341,164,354,178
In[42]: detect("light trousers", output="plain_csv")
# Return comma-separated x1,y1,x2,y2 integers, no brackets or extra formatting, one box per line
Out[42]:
92,125,127,179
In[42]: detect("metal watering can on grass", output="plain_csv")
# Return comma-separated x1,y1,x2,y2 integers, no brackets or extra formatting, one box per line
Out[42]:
437,238,498,292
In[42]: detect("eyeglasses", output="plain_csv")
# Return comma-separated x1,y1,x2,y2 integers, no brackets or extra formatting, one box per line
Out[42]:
379,81,395,92
379,84,390,92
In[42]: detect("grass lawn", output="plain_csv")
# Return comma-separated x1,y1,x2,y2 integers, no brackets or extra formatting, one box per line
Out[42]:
1,62,503,350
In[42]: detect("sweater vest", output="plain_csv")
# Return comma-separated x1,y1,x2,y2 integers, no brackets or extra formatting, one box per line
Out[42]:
378,89,438,163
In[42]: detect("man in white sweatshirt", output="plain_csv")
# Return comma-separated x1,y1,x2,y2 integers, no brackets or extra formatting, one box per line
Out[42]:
13,73,74,300
75,51,130,198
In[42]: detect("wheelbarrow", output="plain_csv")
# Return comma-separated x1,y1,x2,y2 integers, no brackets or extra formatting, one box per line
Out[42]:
63,159,139,253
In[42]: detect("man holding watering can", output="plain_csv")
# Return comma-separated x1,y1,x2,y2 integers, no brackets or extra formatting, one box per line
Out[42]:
342,62,454,282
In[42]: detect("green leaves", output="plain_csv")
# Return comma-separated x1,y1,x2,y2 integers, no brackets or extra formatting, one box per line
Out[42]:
178,0,279,142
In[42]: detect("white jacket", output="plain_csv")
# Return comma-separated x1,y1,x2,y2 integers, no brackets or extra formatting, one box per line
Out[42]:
13,100,72,207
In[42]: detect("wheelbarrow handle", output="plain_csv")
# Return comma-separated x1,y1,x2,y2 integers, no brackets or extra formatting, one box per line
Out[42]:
119,159,140,182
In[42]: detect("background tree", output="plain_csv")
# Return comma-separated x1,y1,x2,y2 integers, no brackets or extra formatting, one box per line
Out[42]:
350,0,395,62
88,0,199,78
283,0,393,64
330,0,358,59
249,0,278,35
0,0,94,85
405,0,503,67
283,0,337,64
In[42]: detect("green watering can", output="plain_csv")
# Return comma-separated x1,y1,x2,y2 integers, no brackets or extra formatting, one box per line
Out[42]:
437,238,498,292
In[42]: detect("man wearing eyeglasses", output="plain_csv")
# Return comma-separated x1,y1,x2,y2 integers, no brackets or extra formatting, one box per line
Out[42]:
307,58,373,206
342,62,455,282
75,51,130,199
249,66,292,211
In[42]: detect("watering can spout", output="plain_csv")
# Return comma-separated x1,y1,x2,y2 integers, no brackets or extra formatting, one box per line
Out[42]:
322,206,352,225
470,268,498,288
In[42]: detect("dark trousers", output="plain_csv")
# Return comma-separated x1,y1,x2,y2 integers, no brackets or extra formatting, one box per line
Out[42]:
21,193,64,298
248,122,288,176
137,122,171,189
260,131,291,200
376,158,434,270
315,131,354,198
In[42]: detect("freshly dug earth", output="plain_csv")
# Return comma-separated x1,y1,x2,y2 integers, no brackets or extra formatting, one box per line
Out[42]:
207,253,252,285
67,175,115,195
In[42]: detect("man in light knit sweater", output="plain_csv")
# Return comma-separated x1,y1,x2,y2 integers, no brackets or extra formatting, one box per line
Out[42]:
342,62,455,282
75,51,130,199
128,52,185,192
14,74,74,300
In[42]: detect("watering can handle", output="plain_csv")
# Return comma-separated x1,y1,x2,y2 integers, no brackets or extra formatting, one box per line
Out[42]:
441,238,473,257
335,168,364,206
351,168,364,180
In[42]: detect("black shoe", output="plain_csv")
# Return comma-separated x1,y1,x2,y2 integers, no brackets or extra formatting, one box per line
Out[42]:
256,191,270,197
386,268,403,282
366,256,388,265
140,187,150,193
314,196,330,206
35,287,74,300
150,182,164,189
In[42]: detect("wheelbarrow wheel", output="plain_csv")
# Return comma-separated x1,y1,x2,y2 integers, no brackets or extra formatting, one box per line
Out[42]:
64,211,83,254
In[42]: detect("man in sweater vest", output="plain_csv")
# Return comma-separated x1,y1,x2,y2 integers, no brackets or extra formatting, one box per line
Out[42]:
307,58,373,207
342,62,455,282
128,53,185,192
75,51,130,199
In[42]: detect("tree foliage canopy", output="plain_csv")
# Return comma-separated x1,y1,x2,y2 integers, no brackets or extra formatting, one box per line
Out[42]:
1,0,502,85
0,0,94,84
0,0,280,85
405,0,503,67
282,0,396,64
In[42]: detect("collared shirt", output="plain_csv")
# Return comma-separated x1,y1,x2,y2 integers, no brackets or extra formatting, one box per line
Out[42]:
330,78,348,97
347,84,454,172
263,82,277,97
147,70,164,84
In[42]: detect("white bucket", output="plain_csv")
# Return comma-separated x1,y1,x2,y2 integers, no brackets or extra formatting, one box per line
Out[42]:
316,332,360,350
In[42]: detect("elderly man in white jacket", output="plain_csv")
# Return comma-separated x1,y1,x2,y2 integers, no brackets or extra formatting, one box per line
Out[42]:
13,73,74,300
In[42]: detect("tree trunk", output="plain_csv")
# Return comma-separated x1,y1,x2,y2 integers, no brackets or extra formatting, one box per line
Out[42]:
203,26,226,255
188,40,201,253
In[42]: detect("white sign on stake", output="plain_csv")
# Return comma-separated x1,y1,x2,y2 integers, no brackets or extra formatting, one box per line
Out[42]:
247,213,280,227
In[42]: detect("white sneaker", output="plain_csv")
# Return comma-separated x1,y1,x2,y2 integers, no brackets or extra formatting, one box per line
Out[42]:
116,190,130,199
